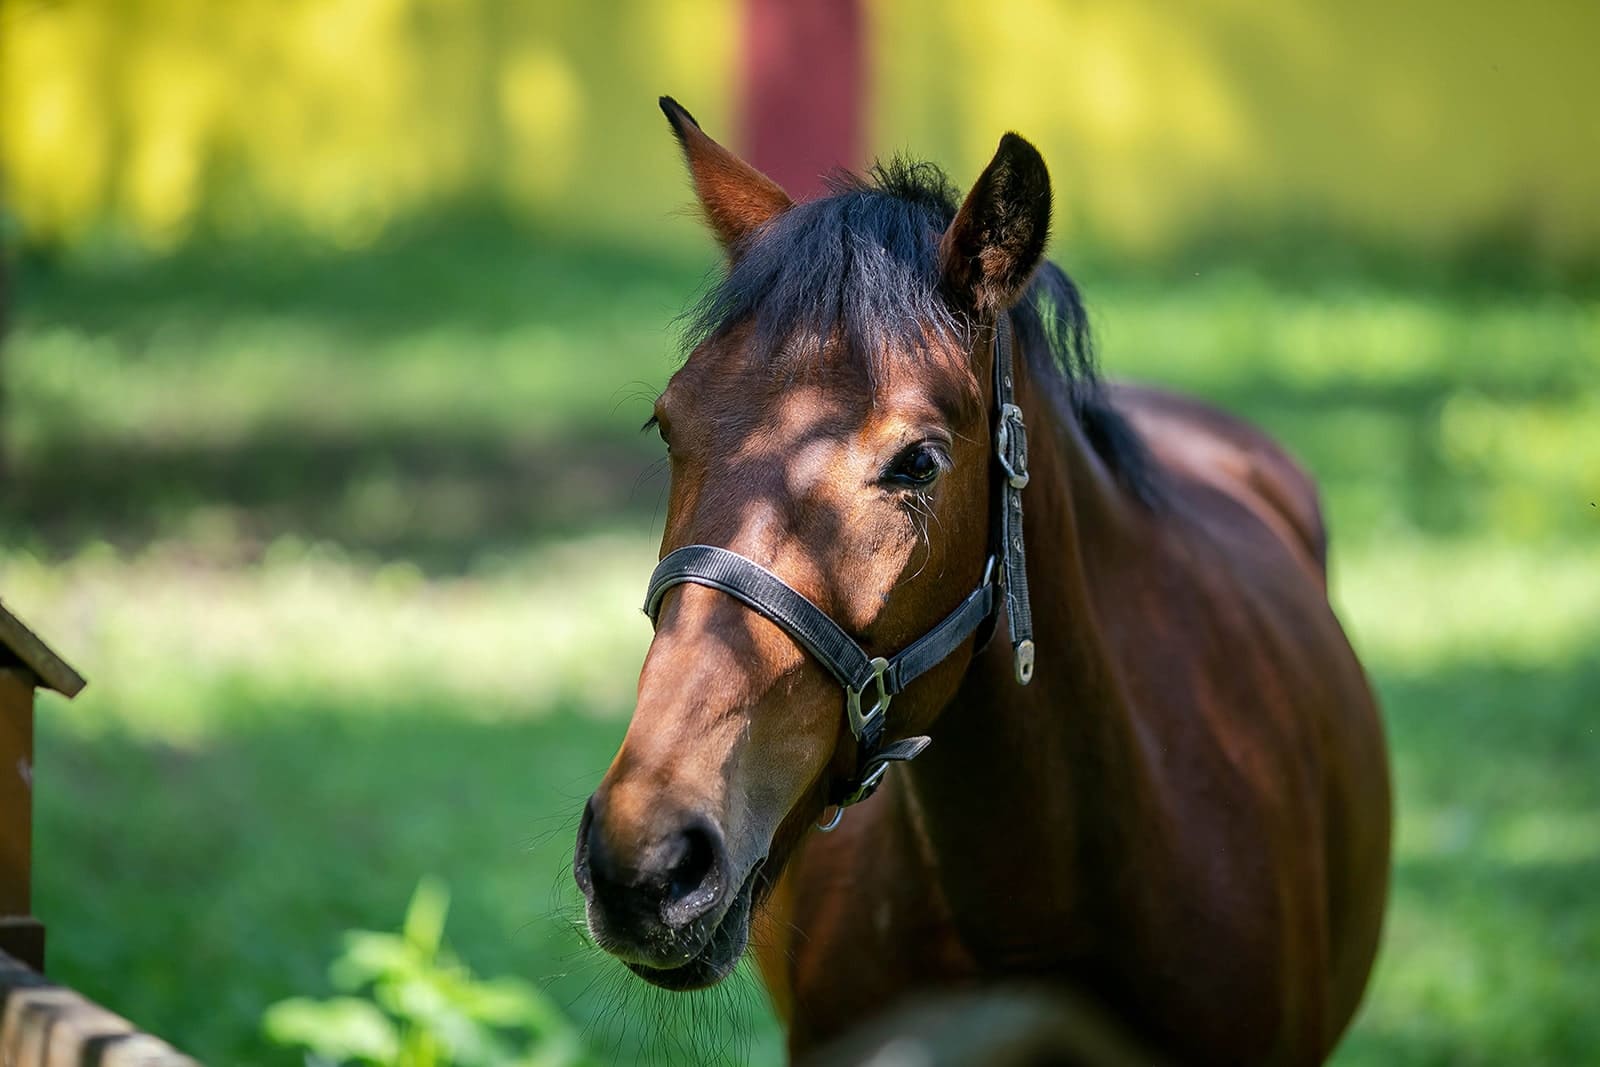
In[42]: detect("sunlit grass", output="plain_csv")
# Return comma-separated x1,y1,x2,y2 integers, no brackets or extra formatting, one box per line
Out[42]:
4,533,1593,742
1334,537,1600,671
1,536,657,742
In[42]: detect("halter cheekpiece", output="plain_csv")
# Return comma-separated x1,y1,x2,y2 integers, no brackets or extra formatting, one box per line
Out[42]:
642,313,1035,830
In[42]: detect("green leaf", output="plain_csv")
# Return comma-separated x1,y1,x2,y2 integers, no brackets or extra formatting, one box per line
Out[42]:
402,876,451,958
333,931,416,991
262,996,400,1065
263,878,596,1067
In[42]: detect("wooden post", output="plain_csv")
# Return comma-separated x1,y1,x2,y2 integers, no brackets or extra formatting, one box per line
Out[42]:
0,669,42,970
1,246,8,479
0,602,87,972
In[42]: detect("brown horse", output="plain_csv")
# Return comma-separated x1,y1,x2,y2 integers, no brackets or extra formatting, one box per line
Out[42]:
573,97,1391,1065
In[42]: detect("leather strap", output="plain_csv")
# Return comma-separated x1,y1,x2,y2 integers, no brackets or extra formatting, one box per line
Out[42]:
880,580,995,695
644,545,996,705
992,314,1037,684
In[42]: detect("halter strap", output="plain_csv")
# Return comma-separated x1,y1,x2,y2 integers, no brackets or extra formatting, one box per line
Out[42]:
644,544,995,729
640,311,1033,821
992,313,1036,683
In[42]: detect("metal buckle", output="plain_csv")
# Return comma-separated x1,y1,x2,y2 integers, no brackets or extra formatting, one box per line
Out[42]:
995,403,1029,489
820,660,895,832
845,656,892,741
815,755,894,832
839,760,892,808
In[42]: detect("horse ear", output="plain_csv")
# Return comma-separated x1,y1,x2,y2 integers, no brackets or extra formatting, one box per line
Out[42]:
939,133,1052,313
659,96,793,254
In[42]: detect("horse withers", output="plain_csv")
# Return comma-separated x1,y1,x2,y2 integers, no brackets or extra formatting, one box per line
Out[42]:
571,97,1391,1065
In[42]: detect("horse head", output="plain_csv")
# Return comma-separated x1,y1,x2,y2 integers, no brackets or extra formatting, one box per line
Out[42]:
573,97,1052,990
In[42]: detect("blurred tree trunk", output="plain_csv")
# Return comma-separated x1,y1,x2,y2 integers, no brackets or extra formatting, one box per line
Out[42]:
738,0,864,200
0,245,8,482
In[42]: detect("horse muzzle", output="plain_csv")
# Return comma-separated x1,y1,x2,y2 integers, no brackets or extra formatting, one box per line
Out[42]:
574,793,758,987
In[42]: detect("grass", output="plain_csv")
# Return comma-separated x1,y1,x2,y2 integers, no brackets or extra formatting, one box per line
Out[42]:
3,218,1597,1064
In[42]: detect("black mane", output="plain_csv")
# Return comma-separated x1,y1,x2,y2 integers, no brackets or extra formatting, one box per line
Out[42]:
685,158,1156,500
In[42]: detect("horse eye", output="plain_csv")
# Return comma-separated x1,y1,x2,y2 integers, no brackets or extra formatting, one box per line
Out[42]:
885,445,944,489
643,414,670,454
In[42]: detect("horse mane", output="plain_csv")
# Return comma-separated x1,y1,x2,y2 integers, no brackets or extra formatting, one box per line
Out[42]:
684,157,1159,502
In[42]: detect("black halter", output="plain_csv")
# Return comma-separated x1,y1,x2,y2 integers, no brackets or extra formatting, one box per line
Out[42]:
643,313,1034,828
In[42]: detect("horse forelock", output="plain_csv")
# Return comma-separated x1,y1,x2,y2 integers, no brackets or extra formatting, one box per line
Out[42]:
679,155,1159,500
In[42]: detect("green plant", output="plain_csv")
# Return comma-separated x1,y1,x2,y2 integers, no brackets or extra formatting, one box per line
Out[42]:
262,878,591,1067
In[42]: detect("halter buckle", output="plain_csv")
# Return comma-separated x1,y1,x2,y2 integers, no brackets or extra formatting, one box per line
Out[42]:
836,759,892,809
816,761,890,832
845,656,892,741
996,403,1030,490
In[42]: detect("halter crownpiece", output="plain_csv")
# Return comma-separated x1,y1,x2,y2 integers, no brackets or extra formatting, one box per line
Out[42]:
990,313,1036,685
641,313,1035,828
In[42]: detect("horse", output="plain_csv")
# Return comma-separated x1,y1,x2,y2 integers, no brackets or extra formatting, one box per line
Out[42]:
572,96,1392,1065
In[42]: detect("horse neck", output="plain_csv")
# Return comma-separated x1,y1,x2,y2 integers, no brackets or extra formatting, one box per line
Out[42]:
899,358,1158,958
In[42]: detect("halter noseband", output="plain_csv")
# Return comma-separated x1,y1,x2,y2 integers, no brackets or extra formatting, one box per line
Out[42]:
642,313,1034,829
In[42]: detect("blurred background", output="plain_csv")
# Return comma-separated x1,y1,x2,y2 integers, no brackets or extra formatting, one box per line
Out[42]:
1,0,1596,1063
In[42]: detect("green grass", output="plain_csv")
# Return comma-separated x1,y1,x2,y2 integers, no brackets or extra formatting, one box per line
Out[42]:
3,220,1597,1064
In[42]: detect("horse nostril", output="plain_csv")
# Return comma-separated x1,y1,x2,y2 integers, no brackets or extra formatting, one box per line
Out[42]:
579,803,728,932
573,797,597,896
663,822,718,911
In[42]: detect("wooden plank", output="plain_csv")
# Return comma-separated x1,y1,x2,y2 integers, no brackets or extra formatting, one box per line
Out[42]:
0,669,34,920
0,668,44,970
0,950,201,1066
0,603,86,698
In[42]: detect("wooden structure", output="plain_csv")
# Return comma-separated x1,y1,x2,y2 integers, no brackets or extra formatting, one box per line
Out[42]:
1,950,198,1066
0,600,83,971
0,601,199,1065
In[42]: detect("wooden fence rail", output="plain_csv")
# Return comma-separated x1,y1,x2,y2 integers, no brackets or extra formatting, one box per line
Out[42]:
0,950,199,1067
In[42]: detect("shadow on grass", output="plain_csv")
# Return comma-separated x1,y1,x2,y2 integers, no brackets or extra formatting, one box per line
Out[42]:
1377,656,1600,808
6,424,669,571
16,211,712,344
1342,846,1600,1067
1329,654,1600,1066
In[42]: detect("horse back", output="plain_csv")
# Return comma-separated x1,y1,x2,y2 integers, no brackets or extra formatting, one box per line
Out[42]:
1110,382,1330,583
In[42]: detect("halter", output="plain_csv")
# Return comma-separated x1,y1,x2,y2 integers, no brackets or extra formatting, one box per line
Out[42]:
642,313,1034,830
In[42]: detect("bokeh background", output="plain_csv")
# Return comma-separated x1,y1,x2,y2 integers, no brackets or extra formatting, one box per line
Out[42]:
2,0,1597,1063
